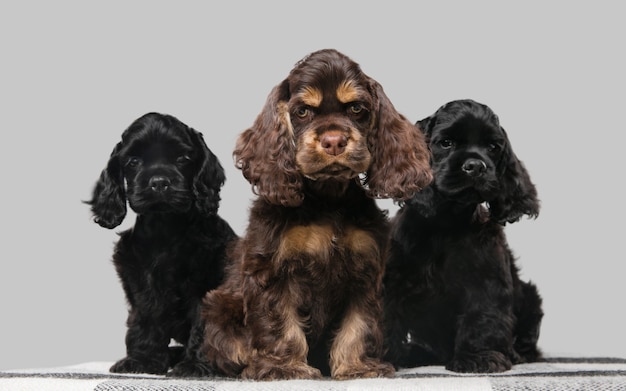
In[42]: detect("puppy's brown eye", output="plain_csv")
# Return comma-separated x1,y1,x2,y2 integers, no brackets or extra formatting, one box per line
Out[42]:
439,139,454,149
295,107,309,118
126,157,142,168
349,103,363,114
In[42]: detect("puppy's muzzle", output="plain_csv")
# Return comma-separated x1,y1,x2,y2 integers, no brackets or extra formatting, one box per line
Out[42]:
462,159,487,177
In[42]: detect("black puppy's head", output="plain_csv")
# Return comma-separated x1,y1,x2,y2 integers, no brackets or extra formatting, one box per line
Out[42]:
87,112,226,228
417,99,539,224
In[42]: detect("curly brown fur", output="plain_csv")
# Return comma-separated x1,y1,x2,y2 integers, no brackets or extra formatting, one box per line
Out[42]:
86,112,237,374
169,49,431,380
383,99,543,373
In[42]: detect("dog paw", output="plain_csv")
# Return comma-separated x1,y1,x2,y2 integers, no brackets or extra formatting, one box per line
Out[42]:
242,362,322,380
514,345,543,363
167,359,215,378
333,359,396,380
447,351,512,373
110,357,168,375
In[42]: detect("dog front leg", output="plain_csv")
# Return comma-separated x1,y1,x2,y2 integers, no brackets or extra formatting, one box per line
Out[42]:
111,310,170,374
240,281,322,381
167,304,216,378
448,305,516,373
330,301,395,380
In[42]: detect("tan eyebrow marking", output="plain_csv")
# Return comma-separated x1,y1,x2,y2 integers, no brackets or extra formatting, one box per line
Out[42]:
298,86,323,107
336,80,361,104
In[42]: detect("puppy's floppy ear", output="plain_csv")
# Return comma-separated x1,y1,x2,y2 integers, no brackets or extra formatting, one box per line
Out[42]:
416,115,434,139
233,80,303,207
86,142,127,229
188,128,226,216
365,80,432,201
489,128,540,224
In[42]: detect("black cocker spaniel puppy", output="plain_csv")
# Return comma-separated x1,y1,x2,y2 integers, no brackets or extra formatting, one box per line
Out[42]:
169,49,432,380
86,112,237,374
383,99,543,373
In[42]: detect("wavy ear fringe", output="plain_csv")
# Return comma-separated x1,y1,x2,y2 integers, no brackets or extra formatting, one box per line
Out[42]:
85,142,127,229
188,128,226,216
416,115,434,138
233,81,303,207
489,128,540,224
365,81,432,201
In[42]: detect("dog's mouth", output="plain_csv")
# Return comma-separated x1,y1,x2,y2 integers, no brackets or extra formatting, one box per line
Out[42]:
436,175,499,202
296,146,372,182
303,162,361,181
434,165,500,201
127,188,192,214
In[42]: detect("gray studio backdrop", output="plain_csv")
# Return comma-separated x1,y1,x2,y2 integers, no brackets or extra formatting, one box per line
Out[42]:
1,1,624,370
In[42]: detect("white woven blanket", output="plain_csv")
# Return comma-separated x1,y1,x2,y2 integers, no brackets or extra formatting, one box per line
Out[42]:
2,358,625,390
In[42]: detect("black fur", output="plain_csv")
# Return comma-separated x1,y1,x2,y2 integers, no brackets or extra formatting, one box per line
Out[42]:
383,99,543,373
86,112,237,374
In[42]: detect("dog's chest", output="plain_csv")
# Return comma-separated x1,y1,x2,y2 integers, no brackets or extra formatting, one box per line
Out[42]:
116,229,209,298
274,223,381,288
271,222,383,337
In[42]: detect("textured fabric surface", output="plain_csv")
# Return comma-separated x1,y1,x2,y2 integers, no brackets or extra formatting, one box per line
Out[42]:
2,358,625,390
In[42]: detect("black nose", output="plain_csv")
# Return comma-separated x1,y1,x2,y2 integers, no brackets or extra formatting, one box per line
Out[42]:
149,176,171,192
462,159,487,177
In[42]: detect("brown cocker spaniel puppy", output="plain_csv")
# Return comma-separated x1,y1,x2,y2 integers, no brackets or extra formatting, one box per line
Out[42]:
169,49,432,380
383,99,543,373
